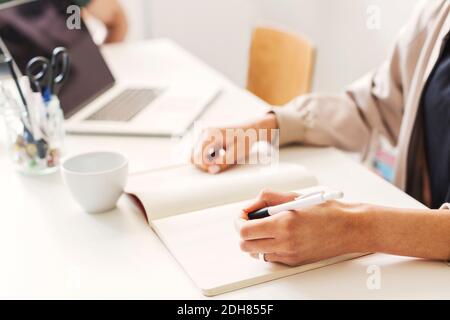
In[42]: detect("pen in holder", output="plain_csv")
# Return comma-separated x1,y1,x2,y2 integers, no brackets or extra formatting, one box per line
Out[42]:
0,80,65,175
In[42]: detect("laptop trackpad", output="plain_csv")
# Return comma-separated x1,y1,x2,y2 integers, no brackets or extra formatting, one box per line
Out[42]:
86,88,163,122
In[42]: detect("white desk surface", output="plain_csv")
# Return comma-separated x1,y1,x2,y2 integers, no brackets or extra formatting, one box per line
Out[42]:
0,39,449,299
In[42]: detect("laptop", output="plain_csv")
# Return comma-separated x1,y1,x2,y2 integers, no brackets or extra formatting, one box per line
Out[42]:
0,0,220,137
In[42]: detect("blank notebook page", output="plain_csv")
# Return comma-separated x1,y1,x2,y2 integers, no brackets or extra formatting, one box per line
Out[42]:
152,191,365,296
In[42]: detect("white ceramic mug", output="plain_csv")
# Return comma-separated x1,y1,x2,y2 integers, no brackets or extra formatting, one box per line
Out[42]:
61,151,129,213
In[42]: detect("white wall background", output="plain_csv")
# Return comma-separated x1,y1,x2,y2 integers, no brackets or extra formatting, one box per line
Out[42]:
119,0,418,93
117,0,146,41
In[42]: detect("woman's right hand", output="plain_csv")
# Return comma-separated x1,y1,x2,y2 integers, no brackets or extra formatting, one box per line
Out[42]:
191,114,279,174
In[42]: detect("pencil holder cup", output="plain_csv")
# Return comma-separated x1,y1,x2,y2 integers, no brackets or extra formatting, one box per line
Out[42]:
1,87,65,175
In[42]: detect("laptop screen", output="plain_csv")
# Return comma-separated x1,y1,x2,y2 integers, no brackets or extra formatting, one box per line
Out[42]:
0,0,115,118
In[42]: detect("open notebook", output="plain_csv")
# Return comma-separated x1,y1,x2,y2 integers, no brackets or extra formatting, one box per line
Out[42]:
126,163,365,296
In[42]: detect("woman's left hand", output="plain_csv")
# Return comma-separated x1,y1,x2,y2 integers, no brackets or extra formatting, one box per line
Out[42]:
235,189,364,266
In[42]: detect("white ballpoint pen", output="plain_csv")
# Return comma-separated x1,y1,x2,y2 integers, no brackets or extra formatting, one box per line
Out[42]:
248,191,344,220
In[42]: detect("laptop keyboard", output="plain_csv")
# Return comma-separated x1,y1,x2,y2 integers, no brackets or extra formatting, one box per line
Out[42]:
86,88,162,122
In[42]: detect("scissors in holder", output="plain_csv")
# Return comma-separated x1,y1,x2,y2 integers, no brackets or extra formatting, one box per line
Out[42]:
26,47,70,99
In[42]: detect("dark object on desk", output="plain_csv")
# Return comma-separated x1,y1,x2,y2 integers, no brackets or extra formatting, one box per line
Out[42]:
36,139,49,159
26,56,49,93
49,47,69,95
247,208,270,220
26,46,70,98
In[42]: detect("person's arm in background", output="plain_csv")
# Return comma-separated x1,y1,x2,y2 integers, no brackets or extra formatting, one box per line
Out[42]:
83,0,128,43
192,1,430,173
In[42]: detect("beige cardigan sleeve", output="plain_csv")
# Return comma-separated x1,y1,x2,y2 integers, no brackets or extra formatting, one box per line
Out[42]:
271,1,434,157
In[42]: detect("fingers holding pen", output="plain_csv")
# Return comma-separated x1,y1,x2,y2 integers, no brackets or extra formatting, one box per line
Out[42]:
235,214,278,240
241,189,299,219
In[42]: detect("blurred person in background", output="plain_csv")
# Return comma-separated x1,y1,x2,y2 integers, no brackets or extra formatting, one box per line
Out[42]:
0,0,127,43
81,0,127,43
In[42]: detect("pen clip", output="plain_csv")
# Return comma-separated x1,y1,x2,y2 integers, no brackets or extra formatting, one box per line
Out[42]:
295,190,325,200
